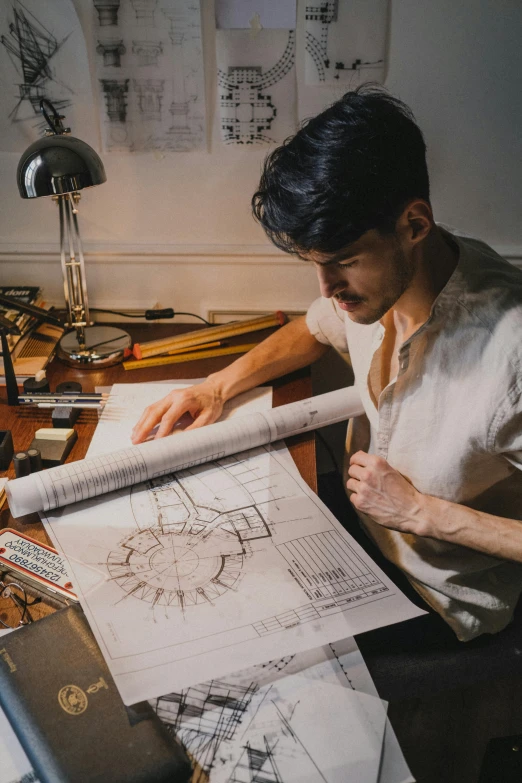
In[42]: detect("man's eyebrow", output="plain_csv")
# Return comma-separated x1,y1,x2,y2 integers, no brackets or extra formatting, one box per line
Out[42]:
313,249,358,267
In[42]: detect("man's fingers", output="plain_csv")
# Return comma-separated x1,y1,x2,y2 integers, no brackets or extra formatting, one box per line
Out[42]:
133,397,189,443
131,401,171,443
132,386,224,443
185,408,219,431
346,478,360,494
349,450,372,466
153,400,198,439
347,463,366,481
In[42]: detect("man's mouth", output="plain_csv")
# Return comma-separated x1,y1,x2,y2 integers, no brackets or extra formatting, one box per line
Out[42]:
335,296,364,312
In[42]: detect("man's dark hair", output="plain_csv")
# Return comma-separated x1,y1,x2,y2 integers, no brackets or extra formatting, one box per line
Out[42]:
252,84,430,257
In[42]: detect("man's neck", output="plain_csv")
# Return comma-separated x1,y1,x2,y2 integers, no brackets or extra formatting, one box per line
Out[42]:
389,226,459,343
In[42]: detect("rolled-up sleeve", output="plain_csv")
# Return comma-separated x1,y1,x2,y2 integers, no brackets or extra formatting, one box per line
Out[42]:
306,297,349,353
491,381,522,471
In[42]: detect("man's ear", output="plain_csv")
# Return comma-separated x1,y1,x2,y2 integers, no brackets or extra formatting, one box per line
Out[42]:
396,200,433,246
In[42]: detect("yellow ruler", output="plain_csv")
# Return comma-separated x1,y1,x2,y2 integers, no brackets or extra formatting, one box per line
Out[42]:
123,343,258,371
132,311,286,360
167,340,221,355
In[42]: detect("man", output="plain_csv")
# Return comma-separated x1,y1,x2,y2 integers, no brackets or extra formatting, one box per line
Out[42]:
132,85,522,643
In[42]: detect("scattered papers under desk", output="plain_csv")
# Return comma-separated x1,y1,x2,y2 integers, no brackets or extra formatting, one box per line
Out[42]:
152,636,414,783
153,637,387,783
41,383,424,705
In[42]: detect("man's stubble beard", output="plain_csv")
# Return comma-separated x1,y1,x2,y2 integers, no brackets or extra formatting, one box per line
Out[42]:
346,244,415,325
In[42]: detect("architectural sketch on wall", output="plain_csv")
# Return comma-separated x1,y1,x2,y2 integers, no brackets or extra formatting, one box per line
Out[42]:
153,639,388,783
93,0,121,27
304,0,388,87
130,0,158,25
133,78,164,120
216,29,296,145
96,38,126,67
93,0,205,152
0,0,93,152
41,383,421,706
132,39,163,66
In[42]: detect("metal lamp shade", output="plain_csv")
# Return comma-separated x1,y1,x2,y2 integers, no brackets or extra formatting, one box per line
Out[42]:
17,135,107,199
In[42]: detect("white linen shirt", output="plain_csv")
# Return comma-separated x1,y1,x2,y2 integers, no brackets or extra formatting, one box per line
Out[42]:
306,229,522,641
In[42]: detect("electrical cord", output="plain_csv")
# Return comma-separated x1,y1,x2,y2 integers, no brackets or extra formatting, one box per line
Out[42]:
89,307,212,325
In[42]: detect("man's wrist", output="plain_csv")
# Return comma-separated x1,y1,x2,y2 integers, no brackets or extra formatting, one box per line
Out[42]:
412,493,450,541
205,370,235,405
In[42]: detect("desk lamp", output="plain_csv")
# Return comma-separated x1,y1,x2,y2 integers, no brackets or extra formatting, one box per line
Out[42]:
16,99,131,367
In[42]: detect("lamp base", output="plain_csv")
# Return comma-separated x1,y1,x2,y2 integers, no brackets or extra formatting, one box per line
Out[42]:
57,326,131,368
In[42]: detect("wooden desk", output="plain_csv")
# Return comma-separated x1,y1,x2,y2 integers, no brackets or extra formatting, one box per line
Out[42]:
0,322,316,547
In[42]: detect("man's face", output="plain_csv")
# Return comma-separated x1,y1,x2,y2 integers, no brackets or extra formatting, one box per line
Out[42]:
305,229,415,325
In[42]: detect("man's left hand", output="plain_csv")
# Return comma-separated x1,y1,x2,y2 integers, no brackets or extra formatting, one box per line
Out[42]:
347,451,425,534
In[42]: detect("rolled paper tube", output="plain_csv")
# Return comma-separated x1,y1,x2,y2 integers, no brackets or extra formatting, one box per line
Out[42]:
6,387,365,518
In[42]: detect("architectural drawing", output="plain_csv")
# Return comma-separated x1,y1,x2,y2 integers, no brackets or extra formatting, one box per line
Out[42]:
93,0,205,152
99,77,130,148
40,383,422,707
133,78,164,120
212,676,386,783
0,0,94,153
96,39,126,67
0,1,71,122
153,640,388,783
132,39,163,66
155,679,259,781
107,464,275,615
93,0,121,27
216,29,297,145
304,0,388,86
130,0,158,24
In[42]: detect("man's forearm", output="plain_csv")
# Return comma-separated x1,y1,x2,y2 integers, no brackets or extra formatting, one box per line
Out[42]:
348,452,522,563
207,316,330,402
416,494,522,563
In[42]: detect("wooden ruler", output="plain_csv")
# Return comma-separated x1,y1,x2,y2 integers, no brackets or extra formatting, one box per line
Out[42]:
167,340,221,355
132,311,286,360
123,343,258,371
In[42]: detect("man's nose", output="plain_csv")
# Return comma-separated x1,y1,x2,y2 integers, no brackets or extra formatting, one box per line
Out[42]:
316,265,342,299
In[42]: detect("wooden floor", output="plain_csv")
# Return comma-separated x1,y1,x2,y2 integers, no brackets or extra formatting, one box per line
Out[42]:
389,674,522,783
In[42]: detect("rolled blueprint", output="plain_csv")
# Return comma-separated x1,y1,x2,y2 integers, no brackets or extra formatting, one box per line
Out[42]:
6,387,364,518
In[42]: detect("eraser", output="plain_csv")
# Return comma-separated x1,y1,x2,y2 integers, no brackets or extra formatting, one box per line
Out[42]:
34,428,75,442
29,431,78,468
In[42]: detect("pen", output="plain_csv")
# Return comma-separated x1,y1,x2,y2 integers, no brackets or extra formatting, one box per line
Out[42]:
36,403,103,410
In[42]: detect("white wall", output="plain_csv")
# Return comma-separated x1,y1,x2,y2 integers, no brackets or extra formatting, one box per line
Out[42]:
0,0,521,317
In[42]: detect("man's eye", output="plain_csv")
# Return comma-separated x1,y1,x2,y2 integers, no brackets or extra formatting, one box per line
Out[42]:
338,260,356,269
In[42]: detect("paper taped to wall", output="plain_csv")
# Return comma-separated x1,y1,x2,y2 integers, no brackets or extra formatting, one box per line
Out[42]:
6,387,365,518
